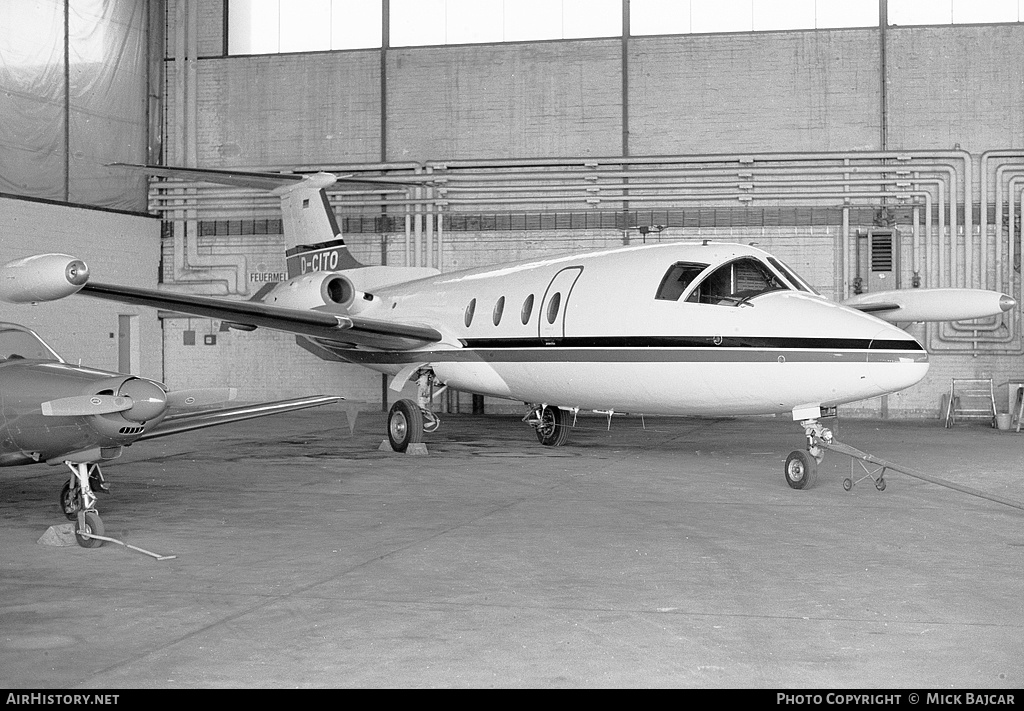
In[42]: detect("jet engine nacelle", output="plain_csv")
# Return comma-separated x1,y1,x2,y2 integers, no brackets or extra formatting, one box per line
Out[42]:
260,271,376,313
0,254,90,304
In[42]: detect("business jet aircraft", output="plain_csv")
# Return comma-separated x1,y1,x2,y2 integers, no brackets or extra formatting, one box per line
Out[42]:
0,319,339,547
1,165,1014,495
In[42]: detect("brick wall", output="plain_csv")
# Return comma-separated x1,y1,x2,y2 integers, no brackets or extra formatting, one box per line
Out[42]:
0,196,162,379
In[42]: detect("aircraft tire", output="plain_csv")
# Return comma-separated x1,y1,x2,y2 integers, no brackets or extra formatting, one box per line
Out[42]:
535,405,570,447
784,450,818,490
59,480,80,520
75,511,105,549
388,399,424,452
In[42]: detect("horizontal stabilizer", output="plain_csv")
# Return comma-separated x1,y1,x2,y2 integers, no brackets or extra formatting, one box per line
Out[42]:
109,162,313,190
109,162,428,190
842,288,1016,322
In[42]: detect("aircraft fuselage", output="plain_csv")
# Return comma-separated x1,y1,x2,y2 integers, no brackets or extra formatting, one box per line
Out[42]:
306,242,929,416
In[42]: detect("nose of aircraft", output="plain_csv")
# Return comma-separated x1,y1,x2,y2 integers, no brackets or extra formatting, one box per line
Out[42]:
868,326,930,394
117,378,167,423
1000,294,1016,312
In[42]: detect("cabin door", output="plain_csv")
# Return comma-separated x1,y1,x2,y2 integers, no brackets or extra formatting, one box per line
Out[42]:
538,267,583,339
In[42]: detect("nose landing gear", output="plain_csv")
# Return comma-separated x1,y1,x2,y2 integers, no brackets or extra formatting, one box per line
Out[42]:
61,461,105,548
783,418,832,490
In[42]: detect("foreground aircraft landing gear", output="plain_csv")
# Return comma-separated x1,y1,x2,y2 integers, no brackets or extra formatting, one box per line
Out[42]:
59,463,106,520
62,461,105,548
526,404,571,446
783,418,832,490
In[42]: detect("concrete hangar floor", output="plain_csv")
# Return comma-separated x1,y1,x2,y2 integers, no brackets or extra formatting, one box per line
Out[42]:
1,404,1021,689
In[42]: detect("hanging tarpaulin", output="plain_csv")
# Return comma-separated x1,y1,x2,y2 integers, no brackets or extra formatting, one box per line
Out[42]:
0,0,66,201
0,0,148,211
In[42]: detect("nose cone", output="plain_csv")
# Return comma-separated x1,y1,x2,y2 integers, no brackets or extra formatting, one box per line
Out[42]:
868,327,929,394
1000,294,1016,312
118,378,167,423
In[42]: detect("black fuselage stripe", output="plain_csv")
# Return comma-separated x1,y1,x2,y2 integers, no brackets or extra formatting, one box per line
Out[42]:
460,336,924,351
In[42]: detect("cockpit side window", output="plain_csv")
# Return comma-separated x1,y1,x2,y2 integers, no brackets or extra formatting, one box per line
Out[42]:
655,262,709,301
686,257,788,305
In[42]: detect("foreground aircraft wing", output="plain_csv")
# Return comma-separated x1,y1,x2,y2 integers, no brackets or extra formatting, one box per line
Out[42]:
138,395,343,440
82,282,443,351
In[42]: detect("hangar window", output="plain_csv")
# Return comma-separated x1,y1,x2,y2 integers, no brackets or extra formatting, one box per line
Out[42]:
655,262,709,301
521,294,535,325
493,296,505,326
228,0,384,54
465,298,476,327
686,258,788,306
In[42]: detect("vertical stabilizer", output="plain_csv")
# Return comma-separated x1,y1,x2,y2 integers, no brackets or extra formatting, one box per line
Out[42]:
108,164,366,279
272,173,365,277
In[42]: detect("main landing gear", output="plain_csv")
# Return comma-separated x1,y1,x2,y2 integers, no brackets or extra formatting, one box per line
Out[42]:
386,369,442,452
387,399,440,452
59,462,107,548
524,404,571,446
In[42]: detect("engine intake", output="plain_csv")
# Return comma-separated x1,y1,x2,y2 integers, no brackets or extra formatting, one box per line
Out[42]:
261,271,375,313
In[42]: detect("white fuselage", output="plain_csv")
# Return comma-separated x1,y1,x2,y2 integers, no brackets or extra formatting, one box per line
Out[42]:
309,242,928,416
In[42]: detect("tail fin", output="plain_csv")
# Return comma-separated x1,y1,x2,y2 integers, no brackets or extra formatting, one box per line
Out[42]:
110,163,365,278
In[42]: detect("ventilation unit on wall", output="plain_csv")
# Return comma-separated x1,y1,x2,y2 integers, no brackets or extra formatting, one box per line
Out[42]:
855,229,900,293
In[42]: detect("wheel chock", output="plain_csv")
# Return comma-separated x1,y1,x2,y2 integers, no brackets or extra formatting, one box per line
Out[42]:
378,439,429,455
37,523,78,547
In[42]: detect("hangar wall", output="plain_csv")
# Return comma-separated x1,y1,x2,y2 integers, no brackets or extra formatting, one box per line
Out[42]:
0,196,162,381
156,1,1024,418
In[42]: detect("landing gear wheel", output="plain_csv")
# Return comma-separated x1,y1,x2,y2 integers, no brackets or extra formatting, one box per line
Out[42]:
875,478,887,492
75,511,104,549
535,405,570,447
784,450,818,490
388,399,424,452
843,477,853,492
59,480,80,520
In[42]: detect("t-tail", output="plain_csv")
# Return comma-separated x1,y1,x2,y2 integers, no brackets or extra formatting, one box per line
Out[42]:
110,163,366,278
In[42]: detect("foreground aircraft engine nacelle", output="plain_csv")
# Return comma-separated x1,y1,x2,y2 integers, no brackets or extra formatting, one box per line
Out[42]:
0,254,90,303
260,271,376,314
39,375,171,444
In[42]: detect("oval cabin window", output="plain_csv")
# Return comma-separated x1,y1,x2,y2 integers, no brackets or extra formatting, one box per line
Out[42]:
546,292,561,324
521,294,535,324
493,296,505,326
465,298,476,327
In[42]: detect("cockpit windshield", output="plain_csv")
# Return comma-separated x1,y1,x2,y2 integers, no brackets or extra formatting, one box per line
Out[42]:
766,256,820,295
0,324,63,363
685,257,788,306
